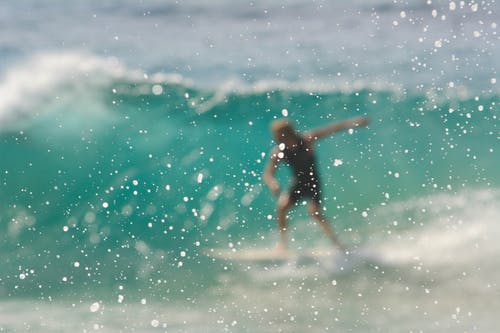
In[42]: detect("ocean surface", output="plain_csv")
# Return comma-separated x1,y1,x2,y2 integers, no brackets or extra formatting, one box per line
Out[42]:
0,0,499,332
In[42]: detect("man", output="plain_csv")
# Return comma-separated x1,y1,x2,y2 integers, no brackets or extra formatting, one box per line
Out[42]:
263,116,370,252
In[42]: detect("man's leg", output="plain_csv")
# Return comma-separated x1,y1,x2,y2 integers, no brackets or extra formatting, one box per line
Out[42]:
276,193,294,250
308,201,345,252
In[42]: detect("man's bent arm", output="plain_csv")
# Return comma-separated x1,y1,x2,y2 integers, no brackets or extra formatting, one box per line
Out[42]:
263,149,281,196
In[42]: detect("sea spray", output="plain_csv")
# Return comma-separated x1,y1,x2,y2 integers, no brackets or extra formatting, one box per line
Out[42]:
1,58,497,302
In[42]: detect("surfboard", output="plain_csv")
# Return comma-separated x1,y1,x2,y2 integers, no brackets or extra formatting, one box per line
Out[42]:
205,247,343,262
205,246,369,274
205,247,295,262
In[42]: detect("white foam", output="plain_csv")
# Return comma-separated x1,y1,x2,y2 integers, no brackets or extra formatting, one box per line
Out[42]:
0,51,192,126
193,76,406,114
0,51,123,122
368,188,500,268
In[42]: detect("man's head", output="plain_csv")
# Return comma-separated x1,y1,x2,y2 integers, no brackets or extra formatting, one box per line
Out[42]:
271,119,299,145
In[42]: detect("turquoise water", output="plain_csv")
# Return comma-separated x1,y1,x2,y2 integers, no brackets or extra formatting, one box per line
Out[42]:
0,1,499,332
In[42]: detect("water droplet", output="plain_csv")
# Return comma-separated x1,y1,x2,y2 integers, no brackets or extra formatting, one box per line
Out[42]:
90,302,100,312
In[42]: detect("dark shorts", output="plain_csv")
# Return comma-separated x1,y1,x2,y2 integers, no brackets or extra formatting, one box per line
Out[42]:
288,178,322,204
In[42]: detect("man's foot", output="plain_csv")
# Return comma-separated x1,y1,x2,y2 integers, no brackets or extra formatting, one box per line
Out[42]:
275,241,288,253
335,243,349,255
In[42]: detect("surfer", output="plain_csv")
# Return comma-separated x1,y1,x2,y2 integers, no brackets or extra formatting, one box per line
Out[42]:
263,116,370,252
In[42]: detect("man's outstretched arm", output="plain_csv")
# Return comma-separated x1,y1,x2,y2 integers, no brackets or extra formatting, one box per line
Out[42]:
305,116,370,142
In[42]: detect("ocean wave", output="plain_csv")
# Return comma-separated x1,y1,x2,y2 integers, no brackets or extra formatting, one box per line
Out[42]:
0,50,398,118
0,51,190,126
2,51,497,130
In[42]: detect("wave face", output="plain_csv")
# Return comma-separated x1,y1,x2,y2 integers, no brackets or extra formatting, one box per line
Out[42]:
0,52,498,333
0,53,498,301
